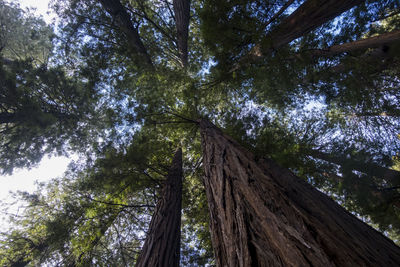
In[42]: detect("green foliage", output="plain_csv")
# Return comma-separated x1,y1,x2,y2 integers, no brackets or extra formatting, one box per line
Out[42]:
2,0,400,265
0,0,53,63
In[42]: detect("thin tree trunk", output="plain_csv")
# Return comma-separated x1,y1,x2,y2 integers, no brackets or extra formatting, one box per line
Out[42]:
173,0,190,67
322,172,400,209
234,0,365,71
263,0,295,29
328,42,398,73
308,149,400,185
98,0,153,67
135,148,183,267
303,30,400,58
199,119,400,266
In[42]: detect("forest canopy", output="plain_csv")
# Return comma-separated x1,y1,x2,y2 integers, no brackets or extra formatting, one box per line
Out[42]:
1,0,400,265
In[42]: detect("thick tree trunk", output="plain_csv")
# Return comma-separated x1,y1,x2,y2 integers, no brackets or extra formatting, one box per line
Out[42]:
308,149,400,185
98,0,153,67
266,0,365,50
199,119,400,266
135,148,183,267
173,0,190,67
235,0,365,70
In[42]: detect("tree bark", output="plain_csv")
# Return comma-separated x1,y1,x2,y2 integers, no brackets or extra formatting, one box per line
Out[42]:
234,0,365,70
199,118,400,267
308,149,400,185
98,0,153,67
135,148,183,267
266,0,365,50
303,30,400,58
173,0,190,67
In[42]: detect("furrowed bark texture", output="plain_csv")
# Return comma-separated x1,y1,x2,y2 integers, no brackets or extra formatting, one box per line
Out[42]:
173,0,190,67
98,0,153,66
135,148,182,267
199,119,400,267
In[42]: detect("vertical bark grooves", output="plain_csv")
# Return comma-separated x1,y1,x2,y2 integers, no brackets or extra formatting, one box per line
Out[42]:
199,119,400,267
98,0,153,66
173,0,190,67
135,148,182,267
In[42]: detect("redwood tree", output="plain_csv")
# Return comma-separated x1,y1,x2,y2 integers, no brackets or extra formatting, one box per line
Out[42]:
135,148,183,267
199,118,400,266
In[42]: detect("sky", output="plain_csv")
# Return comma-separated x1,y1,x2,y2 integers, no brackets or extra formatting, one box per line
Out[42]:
0,0,69,225
18,0,55,23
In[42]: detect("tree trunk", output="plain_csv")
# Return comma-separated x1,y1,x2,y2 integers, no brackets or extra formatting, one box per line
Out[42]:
135,148,183,267
303,30,400,58
173,0,190,67
199,119,400,266
264,0,295,28
308,149,400,185
98,0,153,67
266,0,365,50
235,0,365,70
328,41,398,74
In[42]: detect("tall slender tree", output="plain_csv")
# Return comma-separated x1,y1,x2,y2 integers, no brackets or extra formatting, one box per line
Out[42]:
135,148,183,267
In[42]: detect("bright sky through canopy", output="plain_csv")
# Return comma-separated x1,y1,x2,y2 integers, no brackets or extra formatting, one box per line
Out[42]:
0,0,66,203
18,0,54,23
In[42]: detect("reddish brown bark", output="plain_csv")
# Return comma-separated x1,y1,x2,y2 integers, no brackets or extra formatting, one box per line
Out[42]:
173,0,190,67
199,119,400,266
98,0,153,66
135,148,182,267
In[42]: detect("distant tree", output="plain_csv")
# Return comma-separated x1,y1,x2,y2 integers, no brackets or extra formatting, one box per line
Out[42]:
0,0,101,174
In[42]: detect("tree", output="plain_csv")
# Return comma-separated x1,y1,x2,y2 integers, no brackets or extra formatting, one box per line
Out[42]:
135,148,183,267
0,0,103,174
2,0,400,265
199,118,400,266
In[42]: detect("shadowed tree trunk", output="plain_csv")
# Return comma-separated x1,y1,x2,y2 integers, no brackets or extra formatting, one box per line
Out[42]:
235,0,365,70
307,149,400,185
315,30,400,56
173,0,190,67
300,30,400,58
265,0,365,50
98,0,153,66
199,119,400,266
135,148,183,267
